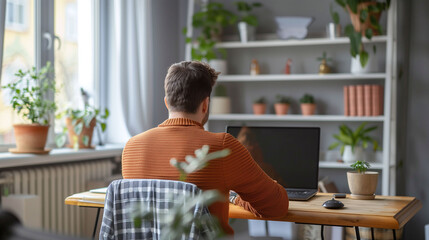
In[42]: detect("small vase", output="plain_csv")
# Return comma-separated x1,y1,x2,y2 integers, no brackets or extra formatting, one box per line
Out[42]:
300,103,316,116
238,22,255,43
274,103,290,115
351,54,378,74
210,97,231,114
209,59,228,75
253,104,266,115
319,59,331,74
342,145,364,163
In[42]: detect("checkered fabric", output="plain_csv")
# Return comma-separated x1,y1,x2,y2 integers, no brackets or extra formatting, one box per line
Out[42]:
99,179,217,240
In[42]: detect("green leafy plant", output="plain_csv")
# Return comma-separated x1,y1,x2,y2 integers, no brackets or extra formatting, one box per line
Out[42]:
214,84,228,97
55,104,109,148
300,94,315,104
275,95,290,104
253,97,266,104
234,1,262,26
332,0,390,67
183,2,236,61
328,122,379,155
133,145,231,239
1,62,56,124
350,160,371,173
317,51,333,63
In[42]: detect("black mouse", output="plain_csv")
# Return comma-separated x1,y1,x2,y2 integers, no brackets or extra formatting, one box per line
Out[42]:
322,198,344,209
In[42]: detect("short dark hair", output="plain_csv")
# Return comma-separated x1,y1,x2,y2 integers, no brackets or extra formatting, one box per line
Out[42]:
165,61,219,113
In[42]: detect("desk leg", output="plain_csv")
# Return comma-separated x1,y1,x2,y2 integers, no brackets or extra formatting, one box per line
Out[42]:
92,208,101,239
371,228,375,240
320,225,324,240
355,226,361,240
392,229,397,240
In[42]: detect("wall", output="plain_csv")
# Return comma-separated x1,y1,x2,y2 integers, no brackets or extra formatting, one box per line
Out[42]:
401,0,429,239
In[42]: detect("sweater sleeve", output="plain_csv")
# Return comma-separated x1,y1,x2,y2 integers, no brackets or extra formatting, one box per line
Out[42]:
222,133,289,218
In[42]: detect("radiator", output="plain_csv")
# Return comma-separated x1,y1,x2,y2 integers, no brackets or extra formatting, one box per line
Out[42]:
0,159,113,236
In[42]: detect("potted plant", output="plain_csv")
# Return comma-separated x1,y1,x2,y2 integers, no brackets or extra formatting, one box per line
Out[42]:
347,160,379,199
210,84,231,114
56,104,109,149
317,52,333,74
300,94,316,116
184,2,236,74
332,0,390,70
234,1,262,43
253,97,266,115
328,122,379,163
1,62,56,154
274,95,290,115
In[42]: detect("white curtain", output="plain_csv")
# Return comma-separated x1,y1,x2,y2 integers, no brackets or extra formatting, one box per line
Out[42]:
0,0,6,84
105,0,154,143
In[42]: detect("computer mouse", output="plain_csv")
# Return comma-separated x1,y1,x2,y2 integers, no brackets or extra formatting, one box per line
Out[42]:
322,198,344,209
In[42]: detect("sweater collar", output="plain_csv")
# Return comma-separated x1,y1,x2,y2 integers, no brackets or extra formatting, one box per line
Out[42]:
159,118,204,129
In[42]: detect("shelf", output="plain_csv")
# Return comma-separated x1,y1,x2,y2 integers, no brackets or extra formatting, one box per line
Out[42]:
319,161,383,169
217,73,386,82
215,36,388,48
209,114,385,122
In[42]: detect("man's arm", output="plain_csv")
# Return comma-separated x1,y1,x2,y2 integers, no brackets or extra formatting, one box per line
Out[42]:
222,134,289,218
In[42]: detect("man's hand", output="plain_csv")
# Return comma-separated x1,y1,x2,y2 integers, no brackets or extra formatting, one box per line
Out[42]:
229,190,238,204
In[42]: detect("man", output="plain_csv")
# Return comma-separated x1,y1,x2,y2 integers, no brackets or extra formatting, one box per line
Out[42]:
122,61,288,234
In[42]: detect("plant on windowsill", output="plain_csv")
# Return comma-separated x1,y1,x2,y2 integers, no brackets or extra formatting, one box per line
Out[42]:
253,97,266,115
234,1,262,42
347,160,379,199
332,0,390,70
274,95,290,115
1,62,56,154
328,122,379,163
55,104,109,149
210,84,230,114
299,93,316,116
183,2,236,74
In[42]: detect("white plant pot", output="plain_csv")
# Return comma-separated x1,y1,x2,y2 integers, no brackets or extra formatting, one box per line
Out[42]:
351,54,378,74
210,97,230,114
209,59,227,75
342,145,364,163
238,22,255,43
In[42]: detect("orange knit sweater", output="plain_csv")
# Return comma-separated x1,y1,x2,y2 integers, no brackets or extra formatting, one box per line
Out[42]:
122,118,289,234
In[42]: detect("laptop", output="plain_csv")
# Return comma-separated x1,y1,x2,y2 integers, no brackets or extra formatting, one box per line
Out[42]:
226,126,320,201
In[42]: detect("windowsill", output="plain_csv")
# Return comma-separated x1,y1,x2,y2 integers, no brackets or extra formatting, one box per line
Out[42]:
0,143,124,168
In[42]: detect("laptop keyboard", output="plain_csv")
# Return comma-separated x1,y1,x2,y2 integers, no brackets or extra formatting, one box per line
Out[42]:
286,190,316,201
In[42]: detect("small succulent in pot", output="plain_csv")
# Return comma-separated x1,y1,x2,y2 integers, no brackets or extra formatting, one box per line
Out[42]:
274,95,290,115
299,93,316,116
253,97,266,115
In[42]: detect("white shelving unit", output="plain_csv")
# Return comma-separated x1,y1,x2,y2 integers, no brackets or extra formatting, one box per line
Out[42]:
185,0,397,195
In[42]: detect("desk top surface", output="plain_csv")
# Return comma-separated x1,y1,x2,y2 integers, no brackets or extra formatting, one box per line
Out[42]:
65,192,421,229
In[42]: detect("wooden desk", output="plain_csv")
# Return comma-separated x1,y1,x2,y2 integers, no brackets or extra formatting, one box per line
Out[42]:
65,192,421,239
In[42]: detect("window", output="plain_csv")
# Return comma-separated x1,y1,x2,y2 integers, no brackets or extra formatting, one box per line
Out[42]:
5,0,28,32
65,2,77,42
0,0,34,146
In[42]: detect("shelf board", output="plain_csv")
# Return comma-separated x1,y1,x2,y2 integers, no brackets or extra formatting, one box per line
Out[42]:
215,36,388,48
319,161,383,169
217,73,386,82
209,114,385,122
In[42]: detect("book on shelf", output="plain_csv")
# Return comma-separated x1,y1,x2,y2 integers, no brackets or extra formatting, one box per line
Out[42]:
356,85,364,116
364,84,372,116
344,84,383,117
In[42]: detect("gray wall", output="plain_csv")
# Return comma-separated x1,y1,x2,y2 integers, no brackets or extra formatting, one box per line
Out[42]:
400,0,429,239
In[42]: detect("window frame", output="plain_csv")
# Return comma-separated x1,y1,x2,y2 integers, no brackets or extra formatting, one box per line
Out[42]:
5,0,28,32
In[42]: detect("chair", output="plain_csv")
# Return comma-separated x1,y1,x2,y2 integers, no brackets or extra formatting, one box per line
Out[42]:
99,179,218,240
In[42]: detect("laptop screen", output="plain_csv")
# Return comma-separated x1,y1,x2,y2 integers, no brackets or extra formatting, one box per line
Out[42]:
226,126,320,189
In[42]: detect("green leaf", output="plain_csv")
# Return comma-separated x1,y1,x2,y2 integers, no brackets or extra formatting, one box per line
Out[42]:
359,50,369,67
82,135,90,147
360,9,368,23
74,122,83,135
100,123,107,132
335,0,346,8
55,134,67,148
347,0,358,13
328,142,340,150
365,28,373,40
182,27,187,35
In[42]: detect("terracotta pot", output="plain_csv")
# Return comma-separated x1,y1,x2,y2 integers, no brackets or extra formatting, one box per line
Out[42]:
347,171,379,200
347,2,382,36
300,103,316,116
13,124,49,151
66,118,96,149
274,103,290,115
253,104,266,115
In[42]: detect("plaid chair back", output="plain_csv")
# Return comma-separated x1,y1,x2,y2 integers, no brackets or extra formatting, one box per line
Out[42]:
99,179,217,240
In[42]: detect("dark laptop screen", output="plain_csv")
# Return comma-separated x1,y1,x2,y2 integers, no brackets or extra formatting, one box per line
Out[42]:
226,126,320,189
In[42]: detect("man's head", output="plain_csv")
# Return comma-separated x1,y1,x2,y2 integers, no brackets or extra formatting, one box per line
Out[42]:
164,61,219,124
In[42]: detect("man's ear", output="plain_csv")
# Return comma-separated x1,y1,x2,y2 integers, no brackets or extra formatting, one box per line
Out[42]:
164,97,169,110
202,97,210,113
